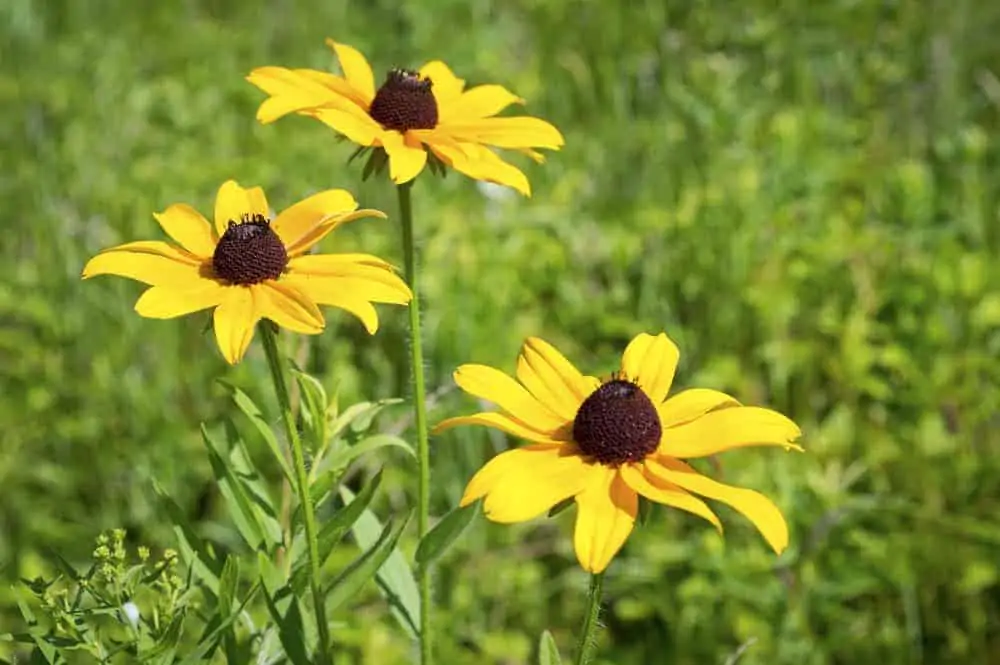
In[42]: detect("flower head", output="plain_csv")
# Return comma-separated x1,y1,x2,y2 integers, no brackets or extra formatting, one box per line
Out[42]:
82,180,411,364
433,333,803,573
247,40,564,196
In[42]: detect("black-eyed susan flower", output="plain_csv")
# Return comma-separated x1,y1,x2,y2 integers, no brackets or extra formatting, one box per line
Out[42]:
433,333,803,573
247,40,564,196
82,180,411,364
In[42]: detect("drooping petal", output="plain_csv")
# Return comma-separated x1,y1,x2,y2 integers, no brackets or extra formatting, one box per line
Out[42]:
515,336,592,421
452,364,566,432
381,131,428,184
439,84,523,123
212,286,258,364
573,468,638,573
419,60,465,105
133,282,227,319
283,208,387,257
442,116,565,149
287,257,411,303
257,281,325,334
152,204,217,258
461,445,594,523
325,39,375,104
659,389,741,428
271,189,358,250
647,458,789,554
214,180,270,237
618,462,721,532
659,406,803,458
279,273,381,333
439,141,532,196
82,241,204,287
432,412,571,444
621,332,680,404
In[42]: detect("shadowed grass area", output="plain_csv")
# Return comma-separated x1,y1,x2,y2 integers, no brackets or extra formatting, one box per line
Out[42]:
2,0,1000,662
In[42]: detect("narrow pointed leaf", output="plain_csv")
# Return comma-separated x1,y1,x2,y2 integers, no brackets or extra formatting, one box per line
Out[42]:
342,487,420,638
415,503,477,567
538,630,562,665
228,385,296,486
203,425,267,551
326,512,411,614
261,586,312,665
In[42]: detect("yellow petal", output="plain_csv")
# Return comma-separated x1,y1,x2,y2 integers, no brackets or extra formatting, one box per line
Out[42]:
440,84,523,123
283,208,387,257
312,107,382,146
618,462,721,532
659,389,741,428
659,406,803,458
247,67,365,122
382,131,428,184
419,60,465,105
257,281,325,334
515,336,591,421
452,364,566,432
152,204,217,258
133,282,226,318
213,286,258,364
288,257,412,303
573,468,637,573
462,445,594,523
648,458,790,554
442,116,565,149
439,141,531,196
621,332,680,404
325,39,375,104
432,412,570,444
214,180,269,237
279,273,380,333
82,241,204,287
271,189,358,250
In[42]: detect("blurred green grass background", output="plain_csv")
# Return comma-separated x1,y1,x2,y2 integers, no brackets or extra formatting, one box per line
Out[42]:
3,0,1000,662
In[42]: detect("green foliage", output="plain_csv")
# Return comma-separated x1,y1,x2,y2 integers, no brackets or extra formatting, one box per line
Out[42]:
3,0,1000,663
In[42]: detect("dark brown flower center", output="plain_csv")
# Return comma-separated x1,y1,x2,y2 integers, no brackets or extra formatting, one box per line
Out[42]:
572,379,662,466
211,214,288,285
368,68,438,131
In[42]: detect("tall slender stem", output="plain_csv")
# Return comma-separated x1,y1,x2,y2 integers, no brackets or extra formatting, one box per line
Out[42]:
574,572,605,665
397,182,433,665
259,323,332,665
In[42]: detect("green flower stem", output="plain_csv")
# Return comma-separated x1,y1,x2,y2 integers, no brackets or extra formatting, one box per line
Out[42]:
259,322,332,665
574,572,605,665
397,181,433,665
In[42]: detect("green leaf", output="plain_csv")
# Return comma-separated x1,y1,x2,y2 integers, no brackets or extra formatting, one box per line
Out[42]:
322,434,414,475
218,556,240,663
341,487,421,638
203,424,269,551
291,367,328,453
176,583,259,665
548,497,574,518
329,398,403,440
538,630,562,665
291,470,384,594
228,385,296,486
415,503,477,567
153,481,221,598
326,511,411,615
261,586,312,665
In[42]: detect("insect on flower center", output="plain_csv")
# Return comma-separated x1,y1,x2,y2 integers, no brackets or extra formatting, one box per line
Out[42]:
368,68,439,132
211,214,288,285
572,379,662,466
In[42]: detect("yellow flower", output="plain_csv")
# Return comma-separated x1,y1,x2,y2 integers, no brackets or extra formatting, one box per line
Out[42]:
82,180,411,364
247,40,564,196
433,333,803,573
